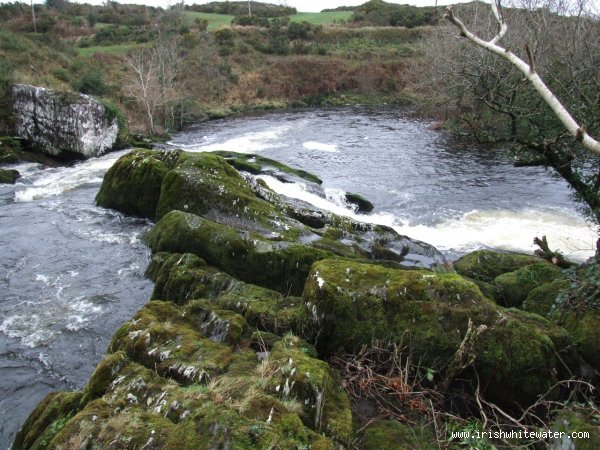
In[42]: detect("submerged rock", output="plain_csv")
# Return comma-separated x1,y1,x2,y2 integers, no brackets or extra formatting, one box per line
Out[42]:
12,84,122,158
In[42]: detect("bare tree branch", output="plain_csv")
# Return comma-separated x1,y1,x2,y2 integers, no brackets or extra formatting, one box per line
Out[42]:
445,1,600,156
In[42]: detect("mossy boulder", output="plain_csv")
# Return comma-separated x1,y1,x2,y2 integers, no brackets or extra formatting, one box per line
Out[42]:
81,351,128,404
454,249,547,282
269,334,353,442
155,152,294,233
0,167,20,184
361,420,437,450
345,192,374,213
12,391,83,450
146,251,305,336
550,408,600,450
560,310,600,369
110,300,239,384
96,149,180,219
145,210,334,295
521,278,570,317
303,259,573,408
213,150,323,185
493,262,563,307
24,318,348,448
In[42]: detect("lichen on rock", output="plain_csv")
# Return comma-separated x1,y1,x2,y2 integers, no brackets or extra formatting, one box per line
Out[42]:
12,84,122,158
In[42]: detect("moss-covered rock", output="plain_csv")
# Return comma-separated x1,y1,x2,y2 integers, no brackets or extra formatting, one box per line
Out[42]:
493,262,563,307
361,420,437,450
145,210,334,295
155,152,293,232
521,278,570,317
110,300,237,384
303,259,573,408
560,310,600,370
25,323,347,449
12,391,83,450
550,408,600,450
454,249,547,282
269,334,353,442
81,351,128,404
96,149,180,219
0,168,20,184
213,150,323,184
345,192,374,213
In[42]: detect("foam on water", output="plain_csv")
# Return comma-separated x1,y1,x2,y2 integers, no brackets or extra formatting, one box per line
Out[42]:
302,141,339,152
13,150,129,202
172,125,293,153
258,174,597,261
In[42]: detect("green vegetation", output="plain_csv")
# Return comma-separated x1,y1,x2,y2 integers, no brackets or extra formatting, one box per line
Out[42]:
183,11,235,30
290,11,353,25
5,3,600,447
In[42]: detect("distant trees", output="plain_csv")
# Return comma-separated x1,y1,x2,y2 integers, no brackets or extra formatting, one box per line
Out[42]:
430,0,600,243
187,1,296,18
352,0,438,28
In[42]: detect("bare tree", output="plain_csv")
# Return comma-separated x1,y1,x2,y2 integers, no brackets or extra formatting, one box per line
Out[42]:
445,0,600,155
125,36,184,134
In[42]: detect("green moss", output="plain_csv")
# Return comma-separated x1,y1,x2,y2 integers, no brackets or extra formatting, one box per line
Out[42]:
98,97,129,148
552,409,600,450
493,263,563,307
213,150,323,184
96,149,180,219
216,283,304,336
12,391,83,450
345,192,374,212
454,249,547,282
184,299,248,345
146,210,334,295
270,334,353,443
0,168,20,184
521,278,569,317
303,259,572,409
151,253,232,305
362,420,437,450
110,300,235,383
561,310,600,369
81,351,128,404
154,152,292,234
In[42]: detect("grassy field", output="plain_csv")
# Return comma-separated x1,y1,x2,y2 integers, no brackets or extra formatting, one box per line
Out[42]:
77,43,145,56
183,11,353,28
184,12,235,30
290,11,353,24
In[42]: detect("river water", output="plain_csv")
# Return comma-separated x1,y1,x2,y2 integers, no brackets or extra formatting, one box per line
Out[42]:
0,151,153,448
0,106,596,447
171,106,597,261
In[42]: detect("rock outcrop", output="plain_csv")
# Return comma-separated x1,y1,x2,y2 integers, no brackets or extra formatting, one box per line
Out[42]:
15,149,598,449
12,84,120,158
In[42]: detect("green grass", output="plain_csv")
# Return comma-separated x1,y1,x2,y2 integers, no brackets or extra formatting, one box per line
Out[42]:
184,12,235,30
77,43,145,56
290,11,353,25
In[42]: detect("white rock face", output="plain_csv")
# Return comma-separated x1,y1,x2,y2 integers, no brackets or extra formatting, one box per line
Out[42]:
12,84,120,158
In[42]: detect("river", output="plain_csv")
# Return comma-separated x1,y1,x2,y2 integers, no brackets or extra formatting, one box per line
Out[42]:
0,106,596,448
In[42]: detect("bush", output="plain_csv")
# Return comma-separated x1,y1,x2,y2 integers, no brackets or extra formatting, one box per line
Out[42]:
74,70,109,96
